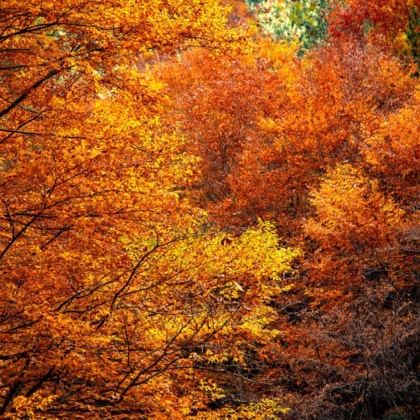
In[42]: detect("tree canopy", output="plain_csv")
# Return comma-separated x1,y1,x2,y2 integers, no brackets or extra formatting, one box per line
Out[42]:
0,0,419,418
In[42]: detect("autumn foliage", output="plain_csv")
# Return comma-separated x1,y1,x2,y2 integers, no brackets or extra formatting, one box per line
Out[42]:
0,0,419,418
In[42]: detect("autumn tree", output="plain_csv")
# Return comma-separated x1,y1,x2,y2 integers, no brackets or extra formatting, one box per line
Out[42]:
304,164,408,287
0,1,303,417
1,0,418,417
155,1,419,417
159,33,416,235
329,0,420,68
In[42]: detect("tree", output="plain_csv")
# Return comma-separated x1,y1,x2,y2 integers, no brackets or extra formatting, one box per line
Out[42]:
0,1,302,417
329,0,420,69
159,34,415,235
156,3,419,417
247,0,330,52
363,96,420,205
304,164,406,287
1,0,418,417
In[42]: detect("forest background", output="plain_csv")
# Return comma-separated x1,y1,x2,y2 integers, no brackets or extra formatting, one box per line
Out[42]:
0,0,419,418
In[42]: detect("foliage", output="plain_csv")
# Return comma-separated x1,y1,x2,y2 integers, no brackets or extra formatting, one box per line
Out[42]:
247,0,330,52
329,0,420,69
0,0,419,418
0,0,299,417
156,1,418,416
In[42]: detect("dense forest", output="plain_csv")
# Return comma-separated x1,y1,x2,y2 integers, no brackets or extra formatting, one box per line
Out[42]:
0,0,419,418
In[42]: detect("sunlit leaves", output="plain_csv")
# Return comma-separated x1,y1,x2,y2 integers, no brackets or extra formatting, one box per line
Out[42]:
306,164,404,253
1,0,418,417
